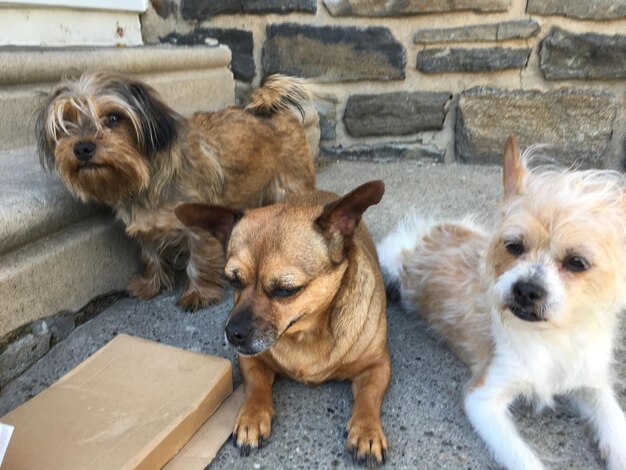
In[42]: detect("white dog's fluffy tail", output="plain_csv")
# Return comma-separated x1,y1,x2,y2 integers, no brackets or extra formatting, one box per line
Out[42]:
377,216,429,299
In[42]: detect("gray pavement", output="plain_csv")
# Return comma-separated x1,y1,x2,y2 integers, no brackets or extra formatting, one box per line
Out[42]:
2,160,625,469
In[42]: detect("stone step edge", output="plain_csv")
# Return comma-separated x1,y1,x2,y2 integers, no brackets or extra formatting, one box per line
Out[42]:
0,291,126,387
0,44,232,86
0,147,102,258
0,214,139,339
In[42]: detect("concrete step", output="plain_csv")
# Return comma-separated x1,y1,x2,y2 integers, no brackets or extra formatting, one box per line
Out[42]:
0,215,140,338
0,45,237,340
0,150,94,257
0,45,234,153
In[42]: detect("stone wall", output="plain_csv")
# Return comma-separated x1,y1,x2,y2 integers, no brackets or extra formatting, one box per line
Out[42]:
142,0,626,169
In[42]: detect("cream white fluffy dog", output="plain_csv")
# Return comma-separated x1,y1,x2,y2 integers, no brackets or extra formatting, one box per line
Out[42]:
378,136,626,470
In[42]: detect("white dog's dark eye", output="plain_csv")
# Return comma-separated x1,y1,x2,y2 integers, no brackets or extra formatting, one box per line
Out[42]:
504,240,525,256
563,256,591,272
271,286,303,299
105,113,121,128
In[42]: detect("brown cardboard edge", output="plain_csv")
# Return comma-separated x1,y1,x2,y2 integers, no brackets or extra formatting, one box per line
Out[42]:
163,385,245,470
129,356,233,470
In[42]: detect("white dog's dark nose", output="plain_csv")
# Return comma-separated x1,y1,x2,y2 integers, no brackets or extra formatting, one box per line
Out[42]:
512,280,546,306
73,141,96,161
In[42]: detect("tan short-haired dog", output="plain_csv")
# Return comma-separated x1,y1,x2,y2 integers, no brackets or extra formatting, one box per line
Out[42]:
37,73,315,310
379,136,626,470
176,181,391,466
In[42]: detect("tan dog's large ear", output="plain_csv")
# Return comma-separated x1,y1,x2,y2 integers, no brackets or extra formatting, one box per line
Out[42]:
175,203,243,249
503,135,526,199
316,180,385,262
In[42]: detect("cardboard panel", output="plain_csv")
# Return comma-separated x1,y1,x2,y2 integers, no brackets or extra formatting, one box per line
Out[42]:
164,386,244,470
1,335,232,470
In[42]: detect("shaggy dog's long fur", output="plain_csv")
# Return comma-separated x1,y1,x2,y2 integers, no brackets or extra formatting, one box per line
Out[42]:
37,73,316,310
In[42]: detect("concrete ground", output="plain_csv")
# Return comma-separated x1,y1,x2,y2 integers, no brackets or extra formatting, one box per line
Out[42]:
2,160,625,469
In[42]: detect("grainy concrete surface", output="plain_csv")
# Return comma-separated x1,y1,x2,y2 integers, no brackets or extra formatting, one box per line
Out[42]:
2,160,625,469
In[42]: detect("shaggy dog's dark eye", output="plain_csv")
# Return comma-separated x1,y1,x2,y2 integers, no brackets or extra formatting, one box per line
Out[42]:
105,113,122,128
563,255,591,272
504,240,525,257
228,276,244,290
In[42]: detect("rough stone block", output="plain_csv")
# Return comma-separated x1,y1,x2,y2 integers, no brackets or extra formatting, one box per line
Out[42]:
321,141,444,162
527,0,626,20
181,0,316,20
414,20,539,44
456,87,617,167
324,0,511,16
344,92,451,137
315,98,337,141
540,27,626,80
262,23,405,82
416,47,531,73
161,28,255,82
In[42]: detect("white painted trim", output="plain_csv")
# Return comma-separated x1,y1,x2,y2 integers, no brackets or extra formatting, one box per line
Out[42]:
0,0,147,12
0,8,144,46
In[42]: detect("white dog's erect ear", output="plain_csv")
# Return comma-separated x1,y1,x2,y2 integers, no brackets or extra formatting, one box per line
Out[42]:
503,135,526,199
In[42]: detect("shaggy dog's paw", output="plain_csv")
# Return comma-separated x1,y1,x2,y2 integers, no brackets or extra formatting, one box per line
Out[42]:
127,274,162,300
176,284,223,311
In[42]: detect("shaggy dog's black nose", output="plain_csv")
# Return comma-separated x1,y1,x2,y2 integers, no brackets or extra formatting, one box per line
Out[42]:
74,141,96,161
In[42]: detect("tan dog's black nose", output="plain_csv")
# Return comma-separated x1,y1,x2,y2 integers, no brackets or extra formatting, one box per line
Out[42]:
74,141,96,161
225,310,252,347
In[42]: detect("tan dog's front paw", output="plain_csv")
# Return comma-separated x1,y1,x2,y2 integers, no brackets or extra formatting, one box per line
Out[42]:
346,417,388,467
233,405,272,456
127,274,162,300
176,284,224,311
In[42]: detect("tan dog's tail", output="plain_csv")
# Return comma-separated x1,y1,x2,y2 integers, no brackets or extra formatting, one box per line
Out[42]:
245,74,314,118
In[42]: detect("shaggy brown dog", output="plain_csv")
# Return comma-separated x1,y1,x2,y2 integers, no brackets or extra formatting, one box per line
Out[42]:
176,181,391,466
37,73,316,310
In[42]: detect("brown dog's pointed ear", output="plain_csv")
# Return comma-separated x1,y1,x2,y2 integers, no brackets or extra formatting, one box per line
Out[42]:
503,135,526,199
316,180,385,262
175,203,243,248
